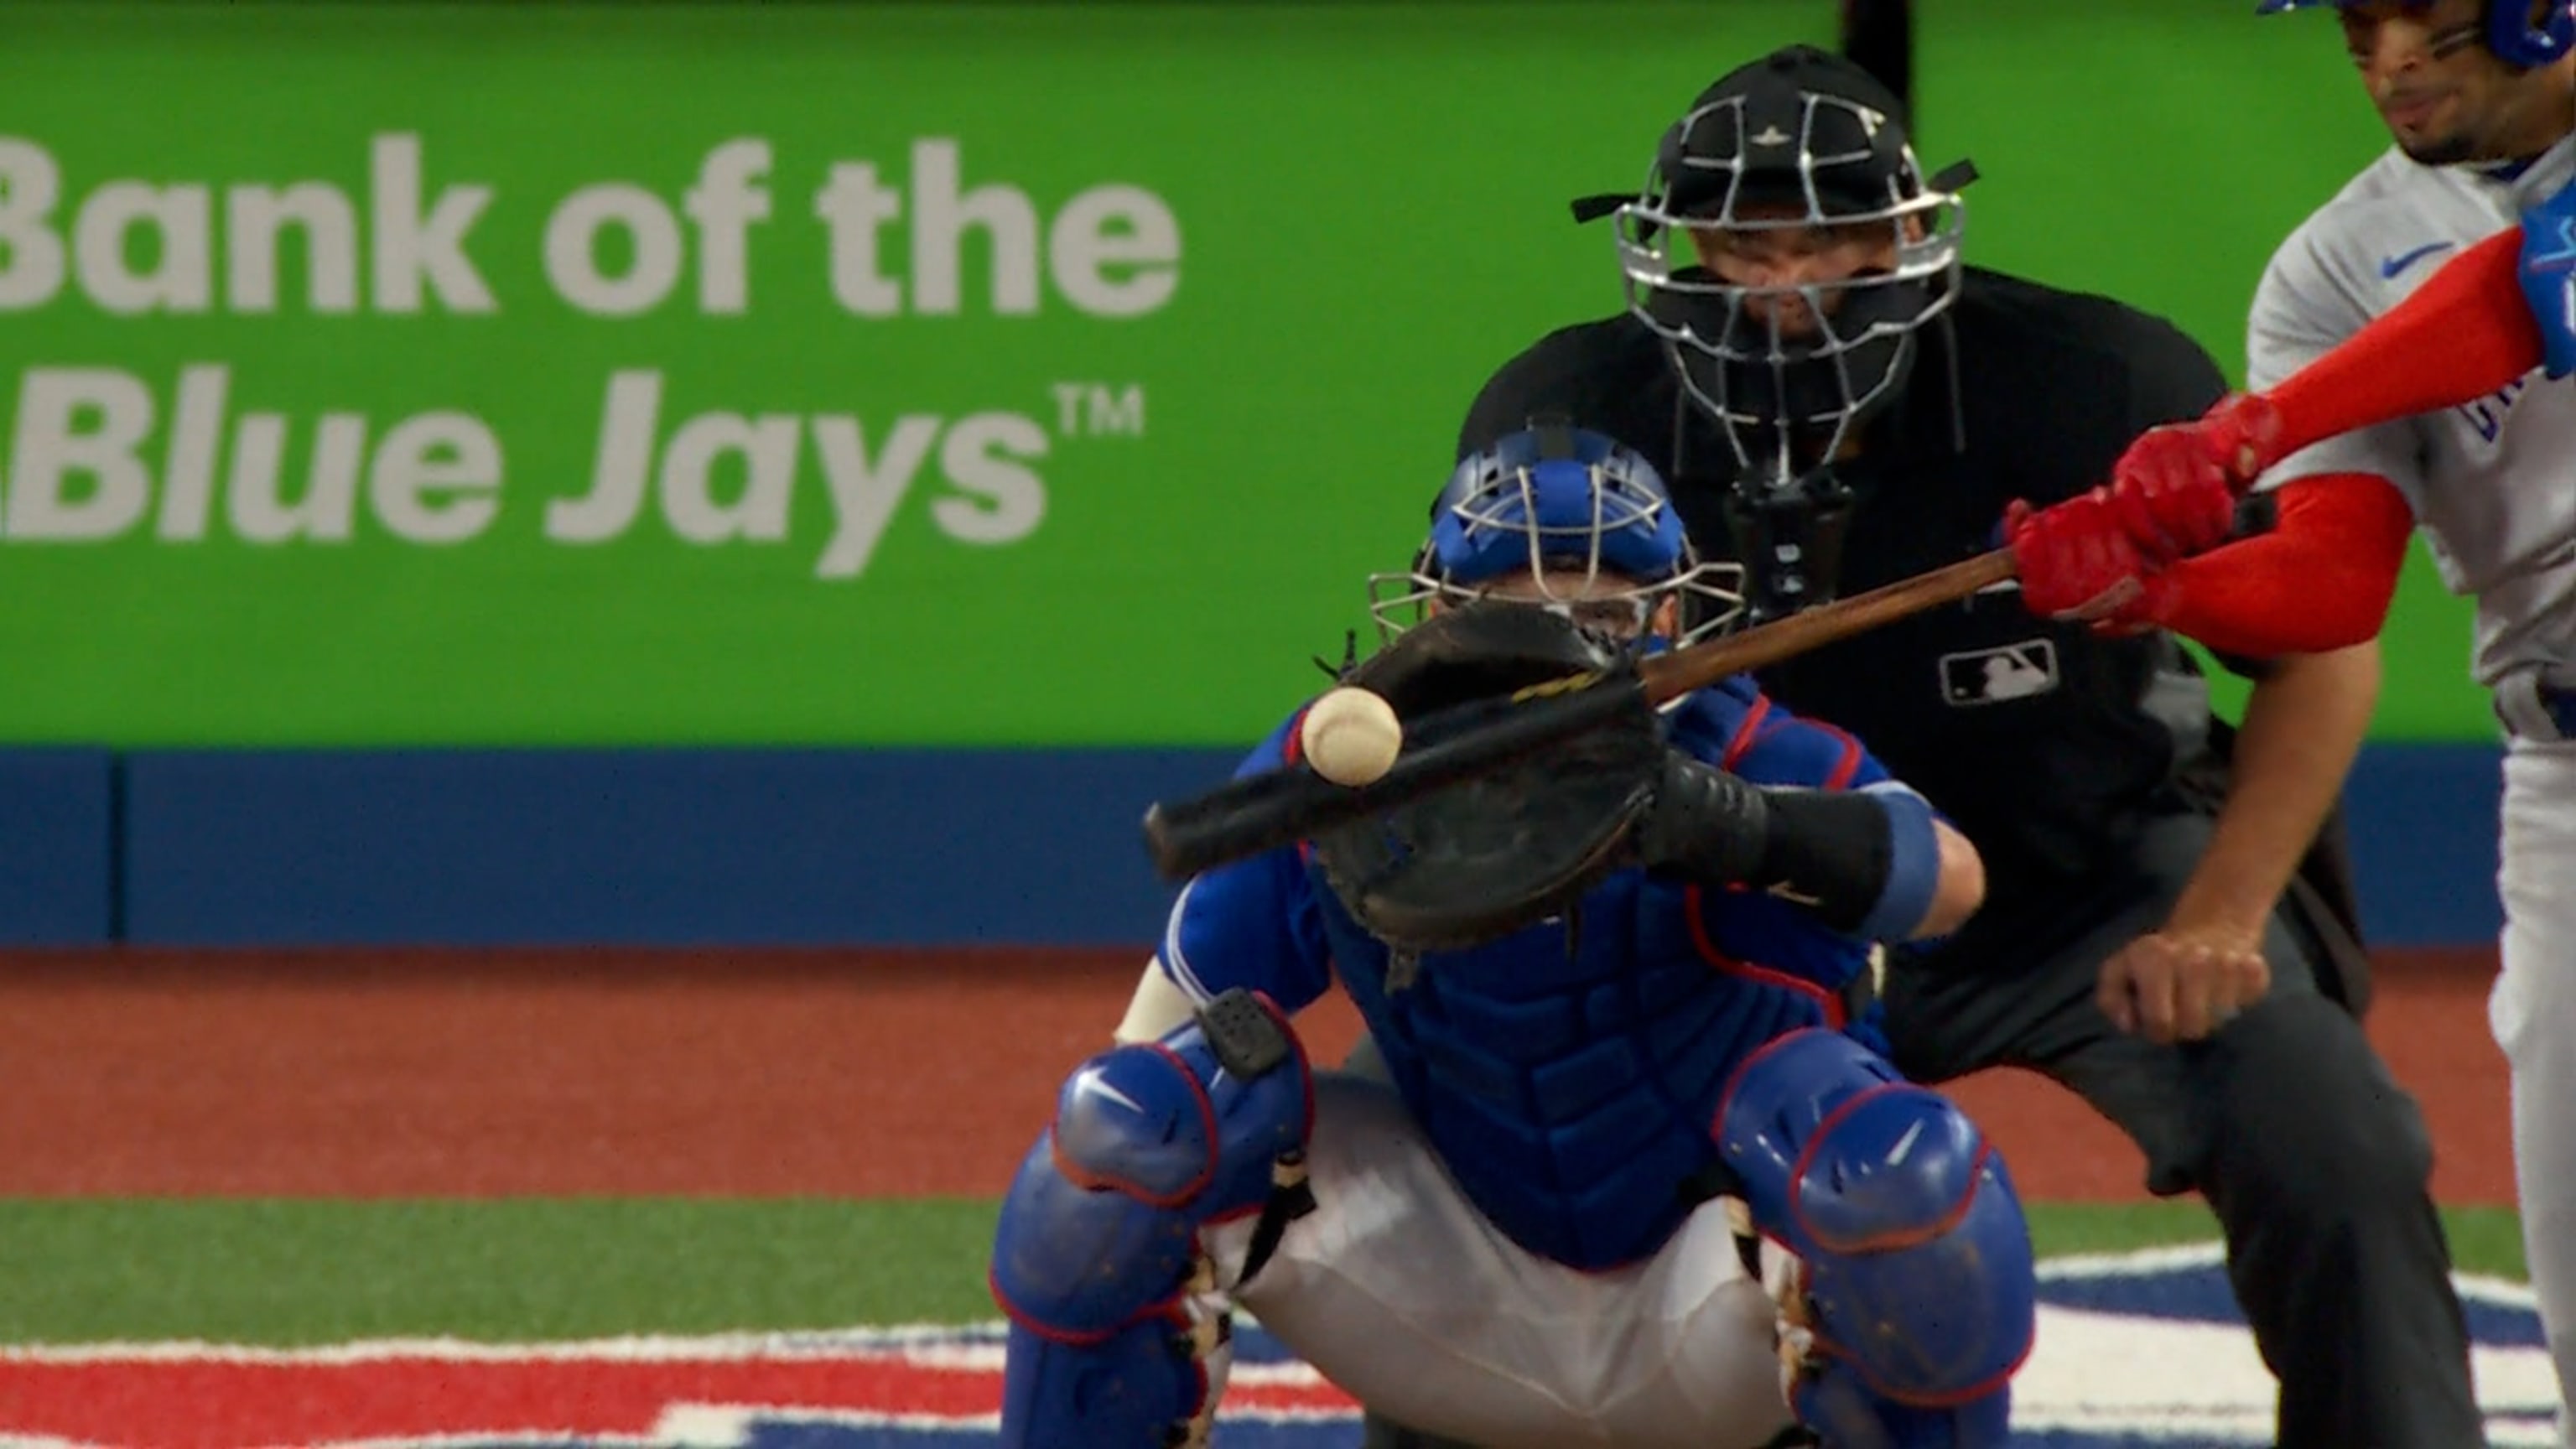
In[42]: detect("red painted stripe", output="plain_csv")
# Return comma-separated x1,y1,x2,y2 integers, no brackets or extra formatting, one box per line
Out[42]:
0,1353,1356,1448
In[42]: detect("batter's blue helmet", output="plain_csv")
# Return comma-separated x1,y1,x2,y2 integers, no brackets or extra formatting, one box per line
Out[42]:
2256,0,2576,70
1368,422,1744,644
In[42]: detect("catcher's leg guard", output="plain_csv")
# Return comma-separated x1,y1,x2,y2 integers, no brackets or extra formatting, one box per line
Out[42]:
1717,1028,2036,1449
990,988,1315,1449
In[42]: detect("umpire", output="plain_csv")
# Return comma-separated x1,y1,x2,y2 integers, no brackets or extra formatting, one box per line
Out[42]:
1363,43,2477,1449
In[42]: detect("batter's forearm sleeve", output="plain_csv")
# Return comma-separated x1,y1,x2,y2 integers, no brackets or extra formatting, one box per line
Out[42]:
2270,228,2538,459
2163,472,2416,658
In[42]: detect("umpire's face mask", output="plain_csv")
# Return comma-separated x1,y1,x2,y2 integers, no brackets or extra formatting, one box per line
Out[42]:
1625,211,1954,494
1686,217,1925,483
1613,91,1971,493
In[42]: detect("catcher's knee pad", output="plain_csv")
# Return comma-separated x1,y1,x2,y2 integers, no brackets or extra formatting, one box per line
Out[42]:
990,987,1314,1448
1718,1029,2035,1446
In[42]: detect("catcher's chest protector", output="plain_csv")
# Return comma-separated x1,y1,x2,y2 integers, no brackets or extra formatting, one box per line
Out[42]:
1313,875,1836,1273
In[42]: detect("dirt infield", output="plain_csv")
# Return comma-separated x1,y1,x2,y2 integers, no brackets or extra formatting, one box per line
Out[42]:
0,945,2513,1204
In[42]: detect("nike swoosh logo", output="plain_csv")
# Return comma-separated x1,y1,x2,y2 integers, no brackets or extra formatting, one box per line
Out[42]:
1766,880,1823,907
2380,241,2456,279
1070,1066,1143,1114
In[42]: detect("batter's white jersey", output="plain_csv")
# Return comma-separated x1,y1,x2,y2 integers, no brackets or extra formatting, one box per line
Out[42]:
2249,132,2576,689
2257,128,2576,1447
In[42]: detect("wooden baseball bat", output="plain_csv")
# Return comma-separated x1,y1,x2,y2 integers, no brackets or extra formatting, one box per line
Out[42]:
1140,491,2277,883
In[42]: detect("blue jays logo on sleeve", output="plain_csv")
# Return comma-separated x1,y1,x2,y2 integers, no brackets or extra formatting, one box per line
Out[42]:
2517,178,2576,381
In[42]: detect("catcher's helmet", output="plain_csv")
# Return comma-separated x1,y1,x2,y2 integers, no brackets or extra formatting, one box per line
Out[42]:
2255,0,2576,69
1368,422,1743,645
1610,44,1974,491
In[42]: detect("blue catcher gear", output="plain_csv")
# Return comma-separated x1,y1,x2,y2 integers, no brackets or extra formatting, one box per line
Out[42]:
1717,1028,2036,1449
989,988,1315,1449
2255,0,2576,70
1368,421,1744,645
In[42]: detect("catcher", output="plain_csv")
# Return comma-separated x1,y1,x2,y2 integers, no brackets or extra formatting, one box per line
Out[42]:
986,423,2034,1449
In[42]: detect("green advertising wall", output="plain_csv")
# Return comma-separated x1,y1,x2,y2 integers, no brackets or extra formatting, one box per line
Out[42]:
0,1,2486,748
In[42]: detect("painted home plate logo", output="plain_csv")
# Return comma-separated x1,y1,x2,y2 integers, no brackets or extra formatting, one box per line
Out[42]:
0,1248,2553,1448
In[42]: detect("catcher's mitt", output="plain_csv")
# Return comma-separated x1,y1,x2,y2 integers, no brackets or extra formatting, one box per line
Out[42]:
1309,601,1666,953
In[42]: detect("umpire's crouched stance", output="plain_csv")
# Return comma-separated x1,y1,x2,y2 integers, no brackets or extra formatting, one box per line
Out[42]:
1364,42,2477,1449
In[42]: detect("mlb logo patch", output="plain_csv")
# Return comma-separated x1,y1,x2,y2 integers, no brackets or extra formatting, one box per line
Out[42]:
1941,639,2059,707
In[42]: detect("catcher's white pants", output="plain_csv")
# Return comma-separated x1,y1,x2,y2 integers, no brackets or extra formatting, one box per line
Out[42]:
1201,1072,1795,1449
2494,738,2576,1446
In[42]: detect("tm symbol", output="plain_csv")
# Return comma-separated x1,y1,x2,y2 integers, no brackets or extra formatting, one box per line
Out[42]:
1052,382,1146,439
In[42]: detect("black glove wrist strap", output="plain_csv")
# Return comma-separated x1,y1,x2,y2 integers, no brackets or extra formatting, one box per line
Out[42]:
1640,754,1898,936
1637,752,1770,883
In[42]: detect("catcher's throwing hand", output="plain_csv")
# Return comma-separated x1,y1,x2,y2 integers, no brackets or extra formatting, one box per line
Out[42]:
2097,923,2271,1045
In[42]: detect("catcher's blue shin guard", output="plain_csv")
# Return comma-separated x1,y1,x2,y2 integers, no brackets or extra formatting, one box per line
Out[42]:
989,987,1315,1448
1718,1028,2036,1449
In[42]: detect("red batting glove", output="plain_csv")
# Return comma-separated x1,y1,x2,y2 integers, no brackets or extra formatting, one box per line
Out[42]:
2004,493,2179,636
2102,393,2287,561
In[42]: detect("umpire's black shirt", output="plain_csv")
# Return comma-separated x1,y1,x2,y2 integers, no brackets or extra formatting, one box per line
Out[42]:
1459,266,2241,969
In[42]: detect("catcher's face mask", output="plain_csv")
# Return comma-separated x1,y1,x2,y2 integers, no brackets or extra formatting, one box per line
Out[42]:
1476,570,1669,641
1367,423,1744,649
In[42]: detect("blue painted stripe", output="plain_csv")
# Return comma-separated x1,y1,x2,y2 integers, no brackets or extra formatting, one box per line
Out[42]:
99,741,2506,949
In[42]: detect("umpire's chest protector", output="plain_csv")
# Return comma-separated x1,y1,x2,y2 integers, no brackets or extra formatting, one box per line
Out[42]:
1714,308,2203,897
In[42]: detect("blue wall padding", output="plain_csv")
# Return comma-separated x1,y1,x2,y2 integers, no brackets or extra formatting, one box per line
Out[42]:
2334,742,2502,951
119,747,1246,948
104,741,2504,949
0,747,116,947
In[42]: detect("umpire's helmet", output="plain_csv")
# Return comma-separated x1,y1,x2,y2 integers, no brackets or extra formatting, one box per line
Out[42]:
2254,0,2576,70
1610,44,1974,492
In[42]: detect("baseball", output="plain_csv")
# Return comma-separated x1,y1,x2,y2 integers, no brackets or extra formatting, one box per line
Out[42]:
1301,686,1404,787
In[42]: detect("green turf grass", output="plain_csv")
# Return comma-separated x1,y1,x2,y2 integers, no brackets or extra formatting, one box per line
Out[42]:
2023,1200,2529,1281
0,1198,2528,1345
